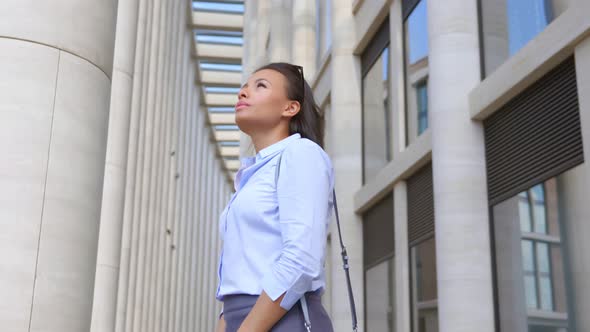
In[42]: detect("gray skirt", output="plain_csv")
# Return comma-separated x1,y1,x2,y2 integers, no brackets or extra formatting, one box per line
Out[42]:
222,290,334,332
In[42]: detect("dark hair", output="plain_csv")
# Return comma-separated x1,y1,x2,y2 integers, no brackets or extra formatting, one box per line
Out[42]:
255,62,325,148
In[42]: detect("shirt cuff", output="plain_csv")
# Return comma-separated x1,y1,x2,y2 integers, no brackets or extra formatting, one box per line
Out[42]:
260,270,313,311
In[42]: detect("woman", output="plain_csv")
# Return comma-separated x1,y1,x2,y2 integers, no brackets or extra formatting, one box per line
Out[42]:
215,62,335,332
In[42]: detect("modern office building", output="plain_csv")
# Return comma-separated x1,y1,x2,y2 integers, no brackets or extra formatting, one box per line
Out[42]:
1,0,589,332
241,0,590,332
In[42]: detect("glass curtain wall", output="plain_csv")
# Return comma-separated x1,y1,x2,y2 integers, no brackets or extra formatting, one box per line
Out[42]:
363,192,395,331
480,0,571,76
404,0,429,146
410,237,438,332
493,163,590,331
362,20,391,183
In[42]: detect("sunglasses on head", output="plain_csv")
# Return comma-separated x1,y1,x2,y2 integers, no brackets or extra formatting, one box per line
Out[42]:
294,65,305,105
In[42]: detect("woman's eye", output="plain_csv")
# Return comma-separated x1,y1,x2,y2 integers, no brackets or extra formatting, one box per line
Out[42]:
257,83,266,88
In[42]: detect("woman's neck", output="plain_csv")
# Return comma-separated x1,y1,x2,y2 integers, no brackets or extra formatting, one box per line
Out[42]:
250,129,290,154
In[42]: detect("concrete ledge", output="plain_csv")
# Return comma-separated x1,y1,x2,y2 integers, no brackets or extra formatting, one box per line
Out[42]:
200,69,241,86
354,129,432,213
312,52,332,107
205,93,235,106
214,130,240,141
224,159,240,170
209,112,236,125
195,43,243,61
353,0,391,55
469,3,590,121
191,11,243,31
220,146,240,157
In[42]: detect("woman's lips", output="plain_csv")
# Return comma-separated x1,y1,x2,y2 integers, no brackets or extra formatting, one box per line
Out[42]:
235,101,250,111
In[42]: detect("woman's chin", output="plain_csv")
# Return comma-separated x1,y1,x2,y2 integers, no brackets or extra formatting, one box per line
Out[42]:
234,116,252,134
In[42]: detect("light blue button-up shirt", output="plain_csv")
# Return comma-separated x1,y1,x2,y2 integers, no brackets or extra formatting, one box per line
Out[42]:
216,133,334,311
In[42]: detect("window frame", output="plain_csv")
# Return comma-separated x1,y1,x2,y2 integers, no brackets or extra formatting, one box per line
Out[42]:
409,235,438,332
490,178,577,332
360,18,391,184
362,190,395,332
518,184,559,313
402,0,430,147
415,79,428,136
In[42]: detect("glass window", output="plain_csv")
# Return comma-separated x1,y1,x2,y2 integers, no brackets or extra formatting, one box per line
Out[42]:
362,24,391,183
404,0,429,146
491,168,590,331
480,0,571,76
363,192,395,331
366,259,395,332
416,81,428,135
411,237,438,332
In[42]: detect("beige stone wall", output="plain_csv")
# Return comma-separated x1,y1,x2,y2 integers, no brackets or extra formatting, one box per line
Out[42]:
217,0,590,330
0,1,118,330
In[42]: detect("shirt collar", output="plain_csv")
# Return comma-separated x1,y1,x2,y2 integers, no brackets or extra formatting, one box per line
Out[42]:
240,133,301,166
256,133,301,161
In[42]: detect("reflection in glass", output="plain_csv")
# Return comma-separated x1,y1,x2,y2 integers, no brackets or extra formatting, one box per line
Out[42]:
492,176,582,331
366,259,395,332
404,0,429,146
481,0,570,76
416,82,428,135
363,47,391,183
411,237,438,332
530,185,547,233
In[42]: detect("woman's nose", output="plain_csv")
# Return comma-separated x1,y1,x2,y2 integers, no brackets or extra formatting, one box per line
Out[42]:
238,87,248,100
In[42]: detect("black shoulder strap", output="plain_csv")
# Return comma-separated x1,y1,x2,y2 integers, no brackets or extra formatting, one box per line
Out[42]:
275,151,358,331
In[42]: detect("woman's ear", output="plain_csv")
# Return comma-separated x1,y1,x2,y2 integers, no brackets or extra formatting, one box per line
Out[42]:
282,100,301,119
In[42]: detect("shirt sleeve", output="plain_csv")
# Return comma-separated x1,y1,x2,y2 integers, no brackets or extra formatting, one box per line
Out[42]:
259,141,333,310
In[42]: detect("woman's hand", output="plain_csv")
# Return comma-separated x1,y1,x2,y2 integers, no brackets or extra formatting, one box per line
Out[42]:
215,314,226,332
237,291,287,332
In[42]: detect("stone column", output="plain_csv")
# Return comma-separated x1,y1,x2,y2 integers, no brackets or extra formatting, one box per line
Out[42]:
169,26,193,332
394,182,411,332
176,32,196,332
157,0,181,326
329,0,364,330
193,114,209,331
256,0,272,66
185,86,199,332
131,0,165,330
270,0,293,62
390,0,406,160
89,0,140,331
567,34,590,331
0,1,118,331
292,0,318,76
575,29,590,164
198,150,216,332
243,0,258,76
160,3,181,326
115,0,152,329
205,160,222,332
143,0,174,330
427,1,496,331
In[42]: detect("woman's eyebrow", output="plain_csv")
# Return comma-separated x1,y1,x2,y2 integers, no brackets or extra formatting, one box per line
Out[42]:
241,78,272,89
255,78,271,86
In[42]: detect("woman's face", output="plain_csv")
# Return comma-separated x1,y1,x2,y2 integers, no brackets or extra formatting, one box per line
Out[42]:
234,69,299,135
